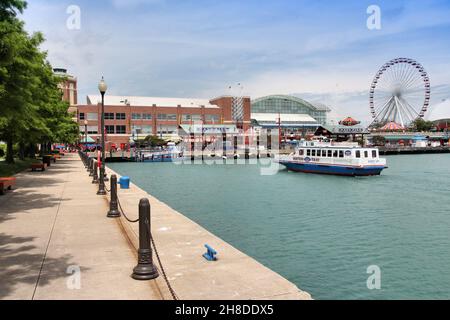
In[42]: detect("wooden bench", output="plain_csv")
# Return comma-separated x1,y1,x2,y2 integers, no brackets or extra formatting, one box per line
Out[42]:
44,155,56,163
0,177,17,195
31,163,47,172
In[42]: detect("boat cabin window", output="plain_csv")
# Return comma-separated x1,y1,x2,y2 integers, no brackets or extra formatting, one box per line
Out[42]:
356,150,361,158
364,151,369,158
327,150,332,158
299,149,304,156
339,150,344,158
333,150,338,158
307,149,311,156
372,150,377,158
312,150,316,157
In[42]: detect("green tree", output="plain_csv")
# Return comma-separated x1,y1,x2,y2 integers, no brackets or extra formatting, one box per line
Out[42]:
0,0,79,163
372,135,386,146
0,0,27,21
412,118,434,132
144,135,167,147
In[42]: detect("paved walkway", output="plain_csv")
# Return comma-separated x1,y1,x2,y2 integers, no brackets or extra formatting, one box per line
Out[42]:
0,154,161,300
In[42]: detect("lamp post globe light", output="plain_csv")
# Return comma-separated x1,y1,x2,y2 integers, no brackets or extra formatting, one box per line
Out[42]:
97,77,107,196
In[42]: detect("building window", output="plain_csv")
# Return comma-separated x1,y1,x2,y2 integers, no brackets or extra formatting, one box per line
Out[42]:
142,113,152,120
132,113,142,120
87,126,98,134
104,113,114,120
205,114,219,123
87,113,97,121
158,114,177,121
132,125,152,135
116,113,126,120
182,114,202,122
157,125,178,134
141,125,152,134
105,125,115,134
116,125,126,134
79,113,85,120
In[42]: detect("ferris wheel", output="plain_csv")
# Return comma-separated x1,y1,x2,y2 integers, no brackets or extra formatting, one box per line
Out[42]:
369,58,430,127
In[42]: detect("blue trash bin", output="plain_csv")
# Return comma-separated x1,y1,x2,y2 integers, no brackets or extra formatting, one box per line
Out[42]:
119,176,130,189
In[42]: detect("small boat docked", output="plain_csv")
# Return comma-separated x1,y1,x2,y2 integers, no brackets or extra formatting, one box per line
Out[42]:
138,143,184,162
140,152,183,162
276,138,388,176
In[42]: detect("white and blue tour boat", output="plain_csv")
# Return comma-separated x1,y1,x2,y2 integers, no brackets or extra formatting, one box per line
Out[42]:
276,138,387,176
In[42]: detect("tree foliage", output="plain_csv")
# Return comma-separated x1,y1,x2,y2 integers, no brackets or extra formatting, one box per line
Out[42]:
412,118,435,132
144,135,167,147
0,0,79,163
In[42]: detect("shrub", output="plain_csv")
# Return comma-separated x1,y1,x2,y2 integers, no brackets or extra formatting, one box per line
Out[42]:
0,144,5,158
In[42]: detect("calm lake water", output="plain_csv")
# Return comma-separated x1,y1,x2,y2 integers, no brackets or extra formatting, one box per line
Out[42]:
109,154,450,300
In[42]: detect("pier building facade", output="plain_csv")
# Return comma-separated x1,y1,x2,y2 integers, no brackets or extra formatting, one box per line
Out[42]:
250,95,331,141
76,95,251,150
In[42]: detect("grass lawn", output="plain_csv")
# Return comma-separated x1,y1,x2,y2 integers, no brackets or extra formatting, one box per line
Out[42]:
0,158,41,177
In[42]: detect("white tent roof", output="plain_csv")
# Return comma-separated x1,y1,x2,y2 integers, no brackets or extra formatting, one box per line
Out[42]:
427,99,450,121
251,113,317,123
86,95,219,109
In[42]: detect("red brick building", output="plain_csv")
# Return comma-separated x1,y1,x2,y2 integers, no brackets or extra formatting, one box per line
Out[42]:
54,68,78,118
76,95,251,150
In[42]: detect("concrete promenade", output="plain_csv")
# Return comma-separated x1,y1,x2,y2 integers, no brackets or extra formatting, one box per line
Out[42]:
0,154,160,300
0,153,311,300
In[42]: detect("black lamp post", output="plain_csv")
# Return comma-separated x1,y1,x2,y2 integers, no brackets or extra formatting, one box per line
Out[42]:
97,77,107,196
84,120,88,152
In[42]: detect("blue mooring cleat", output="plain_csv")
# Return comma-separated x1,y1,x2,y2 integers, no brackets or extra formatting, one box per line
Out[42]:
203,244,217,261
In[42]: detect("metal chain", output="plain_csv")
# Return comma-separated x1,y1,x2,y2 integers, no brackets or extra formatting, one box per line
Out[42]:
147,223,179,300
117,196,140,223
89,164,177,300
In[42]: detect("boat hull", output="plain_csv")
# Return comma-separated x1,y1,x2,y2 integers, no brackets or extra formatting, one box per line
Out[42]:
141,154,183,162
279,161,386,176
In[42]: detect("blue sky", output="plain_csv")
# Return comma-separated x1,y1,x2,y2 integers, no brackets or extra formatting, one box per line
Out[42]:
22,0,450,122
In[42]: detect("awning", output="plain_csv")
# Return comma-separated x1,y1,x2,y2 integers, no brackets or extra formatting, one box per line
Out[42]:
382,135,425,141
251,113,318,123
80,136,95,143
316,125,369,135
180,124,239,134
257,123,319,128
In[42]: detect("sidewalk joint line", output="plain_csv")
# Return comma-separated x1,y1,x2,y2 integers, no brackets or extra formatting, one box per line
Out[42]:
31,166,69,300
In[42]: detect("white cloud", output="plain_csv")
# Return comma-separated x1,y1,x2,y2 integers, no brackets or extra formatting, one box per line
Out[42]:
111,0,164,9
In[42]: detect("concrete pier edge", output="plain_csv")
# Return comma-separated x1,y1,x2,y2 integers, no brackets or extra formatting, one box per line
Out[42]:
104,165,312,300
